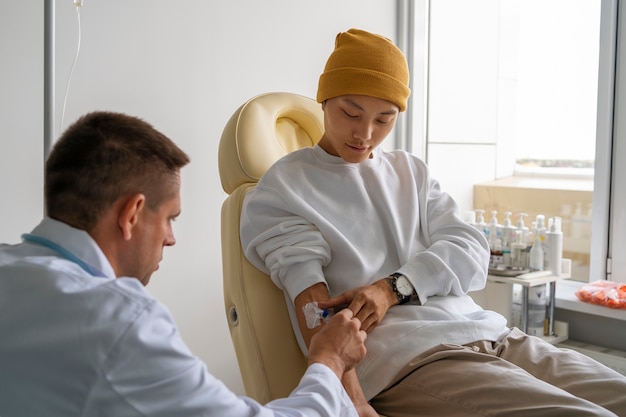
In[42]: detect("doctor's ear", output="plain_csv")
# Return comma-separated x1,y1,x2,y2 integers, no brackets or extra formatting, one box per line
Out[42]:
118,193,146,241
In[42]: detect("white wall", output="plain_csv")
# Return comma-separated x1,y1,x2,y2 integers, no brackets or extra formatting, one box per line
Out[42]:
0,0,397,395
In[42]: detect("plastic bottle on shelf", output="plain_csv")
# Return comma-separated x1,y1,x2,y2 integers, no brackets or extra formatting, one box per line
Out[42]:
529,235,544,272
516,213,529,241
546,216,563,276
526,220,537,258
487,211,500,243
544,217,553,270
475,209,488,239
501,211,515,267
490,238,504,269
487,211,503,268
510,229,527,270
535,214,548,269
535,215,547,243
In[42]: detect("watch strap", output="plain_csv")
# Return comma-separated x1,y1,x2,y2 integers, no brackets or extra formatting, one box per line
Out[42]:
387,273,420,305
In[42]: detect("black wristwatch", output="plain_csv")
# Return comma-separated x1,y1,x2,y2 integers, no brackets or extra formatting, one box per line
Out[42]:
385,273,419,305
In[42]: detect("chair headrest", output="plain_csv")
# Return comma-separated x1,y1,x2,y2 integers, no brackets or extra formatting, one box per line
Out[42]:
218,92,324,194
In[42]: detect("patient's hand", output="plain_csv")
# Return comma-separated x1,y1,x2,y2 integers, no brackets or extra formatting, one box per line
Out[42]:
355,401,379,417
318,279,396,333
308,309,367,379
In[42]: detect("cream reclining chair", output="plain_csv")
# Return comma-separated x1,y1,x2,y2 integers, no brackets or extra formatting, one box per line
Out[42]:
218,93,387,416
218,92,323,403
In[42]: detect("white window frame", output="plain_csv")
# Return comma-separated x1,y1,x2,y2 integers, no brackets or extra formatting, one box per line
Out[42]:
606,0,626,282
398,0,623,284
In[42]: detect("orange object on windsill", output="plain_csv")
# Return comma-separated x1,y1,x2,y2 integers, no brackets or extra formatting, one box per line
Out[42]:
576,280,626,309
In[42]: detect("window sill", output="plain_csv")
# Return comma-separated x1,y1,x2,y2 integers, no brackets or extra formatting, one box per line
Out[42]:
476,174,594,192
513,166,594,180
555,279,626,321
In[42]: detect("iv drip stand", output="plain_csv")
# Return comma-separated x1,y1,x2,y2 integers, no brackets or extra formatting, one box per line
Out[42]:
44,0,55,161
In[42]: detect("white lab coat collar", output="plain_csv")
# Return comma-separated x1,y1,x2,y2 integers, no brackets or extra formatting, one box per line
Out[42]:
27,217,117,279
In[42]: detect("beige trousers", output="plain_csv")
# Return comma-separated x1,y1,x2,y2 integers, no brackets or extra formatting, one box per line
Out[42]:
370,328,626,417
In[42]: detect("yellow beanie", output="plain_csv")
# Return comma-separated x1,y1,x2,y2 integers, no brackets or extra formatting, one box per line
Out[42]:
317,28,411,112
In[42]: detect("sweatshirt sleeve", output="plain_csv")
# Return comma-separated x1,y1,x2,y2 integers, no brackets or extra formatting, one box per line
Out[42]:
397,155,490,303
240,183,331,302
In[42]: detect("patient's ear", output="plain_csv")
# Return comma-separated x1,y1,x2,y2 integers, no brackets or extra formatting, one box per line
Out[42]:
118,193,146,241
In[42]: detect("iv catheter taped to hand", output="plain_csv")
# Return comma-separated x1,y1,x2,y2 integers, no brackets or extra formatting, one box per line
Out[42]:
302,302,335,329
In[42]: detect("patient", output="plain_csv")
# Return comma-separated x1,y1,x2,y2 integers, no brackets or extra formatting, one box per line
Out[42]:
0,111,367,417
240,28,626,417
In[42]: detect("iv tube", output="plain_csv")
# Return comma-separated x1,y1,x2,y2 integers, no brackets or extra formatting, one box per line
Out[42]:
59,1,84,135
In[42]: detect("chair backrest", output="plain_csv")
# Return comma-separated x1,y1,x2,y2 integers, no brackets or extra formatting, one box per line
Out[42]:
218,92,324,403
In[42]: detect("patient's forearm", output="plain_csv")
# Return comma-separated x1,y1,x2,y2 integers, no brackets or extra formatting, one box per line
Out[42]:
295,282,332,347
295,284,370,408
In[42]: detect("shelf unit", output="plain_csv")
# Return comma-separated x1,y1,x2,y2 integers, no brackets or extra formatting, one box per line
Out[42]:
488,259,572,344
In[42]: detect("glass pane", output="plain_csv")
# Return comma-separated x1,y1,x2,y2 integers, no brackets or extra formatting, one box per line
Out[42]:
423,0,601,281
514,0,599,176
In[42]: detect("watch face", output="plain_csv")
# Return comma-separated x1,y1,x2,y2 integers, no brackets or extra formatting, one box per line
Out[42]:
396,276,413,296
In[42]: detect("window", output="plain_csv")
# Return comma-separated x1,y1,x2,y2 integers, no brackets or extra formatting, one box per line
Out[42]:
400,0,623,283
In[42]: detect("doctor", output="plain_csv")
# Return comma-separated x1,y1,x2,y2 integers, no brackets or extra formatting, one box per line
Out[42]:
0,111,367,417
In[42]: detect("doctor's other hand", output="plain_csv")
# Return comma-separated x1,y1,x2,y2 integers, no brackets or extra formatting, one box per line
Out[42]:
307,309,367,380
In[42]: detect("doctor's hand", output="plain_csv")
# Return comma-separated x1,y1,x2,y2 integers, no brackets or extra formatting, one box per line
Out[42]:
308,309,367,380
318,279,397,333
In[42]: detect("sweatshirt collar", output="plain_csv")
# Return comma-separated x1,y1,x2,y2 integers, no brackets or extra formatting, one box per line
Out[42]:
313,144,383,170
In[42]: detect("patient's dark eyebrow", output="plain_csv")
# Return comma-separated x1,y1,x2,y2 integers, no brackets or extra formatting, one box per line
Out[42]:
344,98,399,116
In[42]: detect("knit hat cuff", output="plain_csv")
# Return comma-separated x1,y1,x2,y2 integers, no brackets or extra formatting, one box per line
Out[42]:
317,67,410,112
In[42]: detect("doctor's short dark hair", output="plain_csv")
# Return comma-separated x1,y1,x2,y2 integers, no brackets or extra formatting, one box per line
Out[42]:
44,111,190,231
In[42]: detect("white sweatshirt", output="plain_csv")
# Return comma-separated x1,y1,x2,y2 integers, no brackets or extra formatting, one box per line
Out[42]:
241,145,508,400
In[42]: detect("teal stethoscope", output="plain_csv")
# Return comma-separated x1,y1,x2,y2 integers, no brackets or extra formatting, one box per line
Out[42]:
21,233,106,277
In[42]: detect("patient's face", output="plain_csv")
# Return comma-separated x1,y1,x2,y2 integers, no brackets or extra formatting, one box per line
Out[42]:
318,95,399,163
